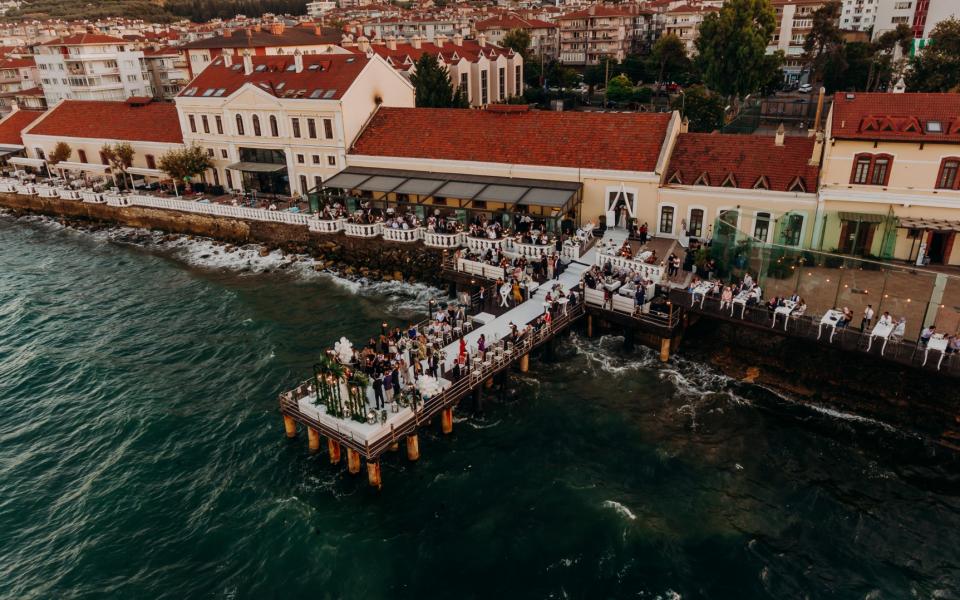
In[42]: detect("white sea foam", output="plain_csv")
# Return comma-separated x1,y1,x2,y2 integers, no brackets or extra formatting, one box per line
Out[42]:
602,500,637,521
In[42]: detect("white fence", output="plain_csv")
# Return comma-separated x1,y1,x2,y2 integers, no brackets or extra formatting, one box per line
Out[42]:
594,251,663,281
465,236,505,253
382,227,422,243
343,222,382,238
309,218,343,233
457,258,505,280
423,231,463,248
511,241,552,259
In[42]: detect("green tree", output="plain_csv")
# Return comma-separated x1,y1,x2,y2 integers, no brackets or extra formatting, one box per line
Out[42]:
696,0,778,99
159,145,213,196
672,85,724,132
101,142,136,189
803,1,843,86
823,42,871,92
409,53,468,107
544,60,578,91
651,33,688,86
47,141,71,166
906,18,960,92
501,28,531,60
605,74,634,103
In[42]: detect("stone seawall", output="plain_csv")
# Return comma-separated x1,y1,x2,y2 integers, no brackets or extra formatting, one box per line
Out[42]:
0,193,447,285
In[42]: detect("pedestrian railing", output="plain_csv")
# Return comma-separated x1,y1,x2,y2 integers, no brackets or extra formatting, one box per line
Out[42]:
343,221,382,238
595,250,664,282
465,235,505,253
423,231,463,248
382,226,422,243
308,217,344,233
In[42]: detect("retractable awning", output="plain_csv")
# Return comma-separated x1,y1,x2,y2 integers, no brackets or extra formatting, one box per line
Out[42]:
323,166,582,214
8,156,45,168
0,144,23,155
898,217,960,232
226,161,286,173
127,167,166,178
55,161,110,174
838,211,885,223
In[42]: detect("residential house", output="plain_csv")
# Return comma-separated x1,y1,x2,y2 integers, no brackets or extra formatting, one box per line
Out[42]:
770,0,829,83
0,56,38,113
663,4,719,55
556,4,641,66
475,13,559,59
143,46,191,100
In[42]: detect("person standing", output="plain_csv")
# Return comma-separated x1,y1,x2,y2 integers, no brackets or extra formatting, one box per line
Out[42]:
382,369,393,404
372,372,385,409
860,304,875,332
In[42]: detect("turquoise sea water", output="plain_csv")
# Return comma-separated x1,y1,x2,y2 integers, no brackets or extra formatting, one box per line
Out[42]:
1,212,958,600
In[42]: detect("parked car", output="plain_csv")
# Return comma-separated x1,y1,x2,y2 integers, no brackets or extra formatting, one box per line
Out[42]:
798,83,813,93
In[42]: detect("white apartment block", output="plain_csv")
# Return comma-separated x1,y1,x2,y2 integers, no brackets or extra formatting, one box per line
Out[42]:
770,0,828,83
872,0,917,38
840,0,879,31
34,33,152,104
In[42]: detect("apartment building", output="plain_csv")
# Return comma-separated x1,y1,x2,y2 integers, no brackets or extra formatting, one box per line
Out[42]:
143,46,191,100
556,4,640,65
34,33,153,104
175,52,414,197
770,0,828,84
475,13,559,58
352,16,472,41
663,4,719,55
0,56,38,113
840,0,880,31
872,0,917,39
179,22,347,78
362,34,524,108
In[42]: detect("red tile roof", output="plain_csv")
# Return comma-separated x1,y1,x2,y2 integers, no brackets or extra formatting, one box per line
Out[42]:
350,106,671,172
0,57,34,69
181,24,342,49
369,39,511,65
665,132,820,192
181,53,369,100
831,92,960,143
0,109,45,146
476,14,557,30
40,33,127,46
24,100,182,143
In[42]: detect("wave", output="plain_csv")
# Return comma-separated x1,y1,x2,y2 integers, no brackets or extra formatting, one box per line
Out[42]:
602,500,637,521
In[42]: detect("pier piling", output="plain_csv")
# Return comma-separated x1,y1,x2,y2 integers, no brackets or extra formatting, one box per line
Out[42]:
328,438,342,464
519,353,530,373
587,314,593,338
367,461,382,490
406,434,420,461
307,427,320,453
283,415,296,438
441,407,453,434
659,338,671,362
347,448,361,474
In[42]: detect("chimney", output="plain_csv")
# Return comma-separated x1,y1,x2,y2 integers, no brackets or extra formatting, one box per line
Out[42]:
223,28,232,38
809,131,824,167
223,53,232,67
477,32,486,47
245,28,253,38
242,50,253,75
253,24,262,33
680,116,689,133
294,48,303,73
316,24,326,36
357,35,370,52
411,34,422,49
386,34,397,50
453,33,463,46
775,122,785,147
269,22,285,36
436,33,446,47
813,86,825,132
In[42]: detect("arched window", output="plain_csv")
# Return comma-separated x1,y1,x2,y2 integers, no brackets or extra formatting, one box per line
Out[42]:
235,114,245,136
252,115,261,137
937,157,960,190
269,115,278,137
850,153,894,186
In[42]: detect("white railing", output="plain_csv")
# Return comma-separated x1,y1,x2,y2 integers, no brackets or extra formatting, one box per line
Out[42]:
80,190,103,203
584,287,605,307
594,251,663,281
36,186,58,198
464,235,504,253
457,258,505,280
343,221,382,238
510,240,552,259
58,188,81,200
15,184,35,195
104,193,130,206
308,218,343,233
127,194,310,226
423,231,463,248
0,179,16,193
562,240,583,260
382,227,422,243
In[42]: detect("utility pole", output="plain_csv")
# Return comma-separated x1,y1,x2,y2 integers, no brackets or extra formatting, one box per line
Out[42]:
603,57,610,106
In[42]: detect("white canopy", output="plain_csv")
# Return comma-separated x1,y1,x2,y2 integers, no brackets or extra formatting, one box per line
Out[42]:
55,161,110,174
126,166,166,178
8,156,45,168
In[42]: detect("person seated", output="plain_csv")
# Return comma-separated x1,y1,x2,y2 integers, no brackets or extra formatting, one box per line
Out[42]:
892,317,906,340
919,325,936,346
877,311,893,327
793,300,807,317
948,336,960,354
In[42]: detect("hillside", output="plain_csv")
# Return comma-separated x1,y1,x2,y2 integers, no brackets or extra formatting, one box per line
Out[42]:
2,0,309,23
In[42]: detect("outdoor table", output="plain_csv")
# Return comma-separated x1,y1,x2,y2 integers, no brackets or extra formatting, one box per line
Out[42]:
619,283,636,298
557,297,570,315
924,334,950,369
690,281,713,308
818,309,845,342
731,290,754,318
866,321,895,355
771,300,798,330
603,279,622,292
